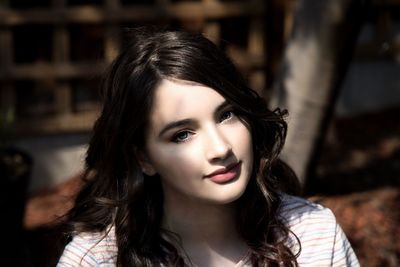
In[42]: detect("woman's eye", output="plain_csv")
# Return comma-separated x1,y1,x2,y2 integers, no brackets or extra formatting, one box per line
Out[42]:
171,131,192,143
220,110,234,122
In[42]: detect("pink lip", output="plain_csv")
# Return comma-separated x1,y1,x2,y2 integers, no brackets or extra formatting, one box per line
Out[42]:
205,162,242,184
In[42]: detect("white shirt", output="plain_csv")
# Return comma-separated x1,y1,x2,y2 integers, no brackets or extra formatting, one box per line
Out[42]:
57,194,360,266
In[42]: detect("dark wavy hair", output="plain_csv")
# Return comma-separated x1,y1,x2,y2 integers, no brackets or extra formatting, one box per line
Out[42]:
64,27,301,266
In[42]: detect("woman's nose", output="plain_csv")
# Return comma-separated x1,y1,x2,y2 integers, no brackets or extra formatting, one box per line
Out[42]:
205,127,232,162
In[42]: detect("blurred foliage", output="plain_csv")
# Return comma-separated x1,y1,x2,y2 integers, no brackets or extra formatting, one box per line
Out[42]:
0,107,15,148
0,107,29,180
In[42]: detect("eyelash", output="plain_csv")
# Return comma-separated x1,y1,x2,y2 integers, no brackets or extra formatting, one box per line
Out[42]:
171,130,193,143
170,109,236,143
219,110,235,122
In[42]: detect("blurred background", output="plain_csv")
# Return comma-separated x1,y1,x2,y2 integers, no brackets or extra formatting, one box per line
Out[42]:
0,0,399,266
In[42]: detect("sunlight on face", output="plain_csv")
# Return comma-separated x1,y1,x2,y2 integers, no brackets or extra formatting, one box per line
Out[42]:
141,79,253,206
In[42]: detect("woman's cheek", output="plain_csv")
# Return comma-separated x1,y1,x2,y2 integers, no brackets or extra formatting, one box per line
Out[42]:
225,123,251,143
156,143,201,170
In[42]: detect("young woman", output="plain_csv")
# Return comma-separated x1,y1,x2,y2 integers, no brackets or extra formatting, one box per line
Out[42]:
57,28,359,267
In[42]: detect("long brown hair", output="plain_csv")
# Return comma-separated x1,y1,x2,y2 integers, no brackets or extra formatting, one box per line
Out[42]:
64,27,301,266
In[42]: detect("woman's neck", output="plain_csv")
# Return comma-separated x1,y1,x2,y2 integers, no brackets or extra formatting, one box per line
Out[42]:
162,196,248,267
163,199,237,241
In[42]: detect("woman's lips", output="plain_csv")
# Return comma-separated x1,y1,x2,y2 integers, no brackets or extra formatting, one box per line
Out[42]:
205,162,242,184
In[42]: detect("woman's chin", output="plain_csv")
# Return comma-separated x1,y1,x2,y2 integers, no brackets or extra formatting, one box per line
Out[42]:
200,181,249,205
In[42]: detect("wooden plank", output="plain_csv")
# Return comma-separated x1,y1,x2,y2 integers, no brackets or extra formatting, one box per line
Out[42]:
248,17,264,57
1,62,106,80
53,25,69,62
0,2,265,25
54,83,72,115
0,29,13,76
248,70,265,95
203,22,220,46
227,48,265,71
2,56,264,81
16,110,99,135
164,1,265,20
282,0,296,42
104,25,120,63
51,0,73,118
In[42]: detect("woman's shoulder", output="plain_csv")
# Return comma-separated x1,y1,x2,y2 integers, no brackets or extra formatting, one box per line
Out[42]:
57,226,117,267
278,193,336,225
278,193,339,241
278,194,360,266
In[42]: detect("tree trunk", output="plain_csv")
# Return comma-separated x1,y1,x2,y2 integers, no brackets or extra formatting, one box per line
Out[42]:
269,0,367,186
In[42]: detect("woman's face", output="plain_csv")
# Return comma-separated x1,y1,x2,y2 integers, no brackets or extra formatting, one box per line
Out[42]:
140,79,253,205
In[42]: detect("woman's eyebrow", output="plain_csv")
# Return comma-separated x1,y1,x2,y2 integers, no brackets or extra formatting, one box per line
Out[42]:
158,100,230,137
158,119,194,137
215,100,230,115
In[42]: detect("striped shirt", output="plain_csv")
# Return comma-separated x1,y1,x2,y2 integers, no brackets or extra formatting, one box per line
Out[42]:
57,194,360,266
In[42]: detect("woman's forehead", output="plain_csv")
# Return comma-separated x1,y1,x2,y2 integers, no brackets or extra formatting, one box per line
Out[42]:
148,79,225,128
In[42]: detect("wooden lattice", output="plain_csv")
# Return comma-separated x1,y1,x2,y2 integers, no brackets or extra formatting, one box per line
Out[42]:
0,0,269,135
